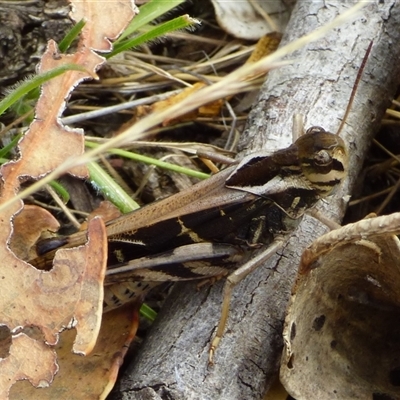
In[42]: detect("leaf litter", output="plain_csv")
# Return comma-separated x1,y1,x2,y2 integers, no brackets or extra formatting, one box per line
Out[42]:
0,0,136,398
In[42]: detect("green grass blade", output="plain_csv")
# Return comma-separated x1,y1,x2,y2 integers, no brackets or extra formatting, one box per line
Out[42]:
48,180,70,203
0,134,22,159
0,64,86,116
58,19,86,53
140,303,157,322
87,161,140,213
108,15,199,58
86,141,209,180
116,0,185,42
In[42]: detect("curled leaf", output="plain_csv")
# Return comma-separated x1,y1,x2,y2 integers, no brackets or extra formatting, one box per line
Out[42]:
281,215,400,399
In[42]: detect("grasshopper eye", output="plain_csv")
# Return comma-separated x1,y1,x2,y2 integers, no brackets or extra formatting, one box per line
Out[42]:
313,150,331,166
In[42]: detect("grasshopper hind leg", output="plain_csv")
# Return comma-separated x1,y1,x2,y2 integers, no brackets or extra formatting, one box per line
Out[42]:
209,237,286,364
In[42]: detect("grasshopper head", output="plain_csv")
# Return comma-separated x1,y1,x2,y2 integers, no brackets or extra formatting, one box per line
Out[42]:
296,127,348,197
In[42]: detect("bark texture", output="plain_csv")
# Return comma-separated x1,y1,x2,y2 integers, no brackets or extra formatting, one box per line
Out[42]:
111,2,400,399
0,0,71,86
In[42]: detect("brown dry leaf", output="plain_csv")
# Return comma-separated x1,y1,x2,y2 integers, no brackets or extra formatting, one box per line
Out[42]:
0,0,137,396
245,32,283,64
281,214,400,399
9,303,140,400
6,0,138,182
72,1,138,52
2,35,102,184
9,205,60,261
134,82,216,124
0,217,106,349
148,82,224,125
0,334,58,398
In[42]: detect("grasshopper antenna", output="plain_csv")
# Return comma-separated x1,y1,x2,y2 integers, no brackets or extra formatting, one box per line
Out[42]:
336,41,373,136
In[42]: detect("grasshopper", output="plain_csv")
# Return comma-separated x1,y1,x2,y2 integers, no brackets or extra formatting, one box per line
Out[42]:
33,127,347,362
32,43,371,363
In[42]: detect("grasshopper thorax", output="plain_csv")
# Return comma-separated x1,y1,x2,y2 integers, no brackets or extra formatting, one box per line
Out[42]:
295,127,348,198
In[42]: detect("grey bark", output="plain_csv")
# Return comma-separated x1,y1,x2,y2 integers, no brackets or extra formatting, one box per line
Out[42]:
111,1,400,399
0,0,71,86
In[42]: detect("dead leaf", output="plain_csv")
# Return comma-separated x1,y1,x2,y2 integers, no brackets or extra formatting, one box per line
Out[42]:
135,82,223,126
0,217,106,348
9,303,140,400
281,214,400,399
211,0,291,39
71,0,138,51
0,334,58,398
9,205,60,261
245,32,283,64
0,0,137,396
